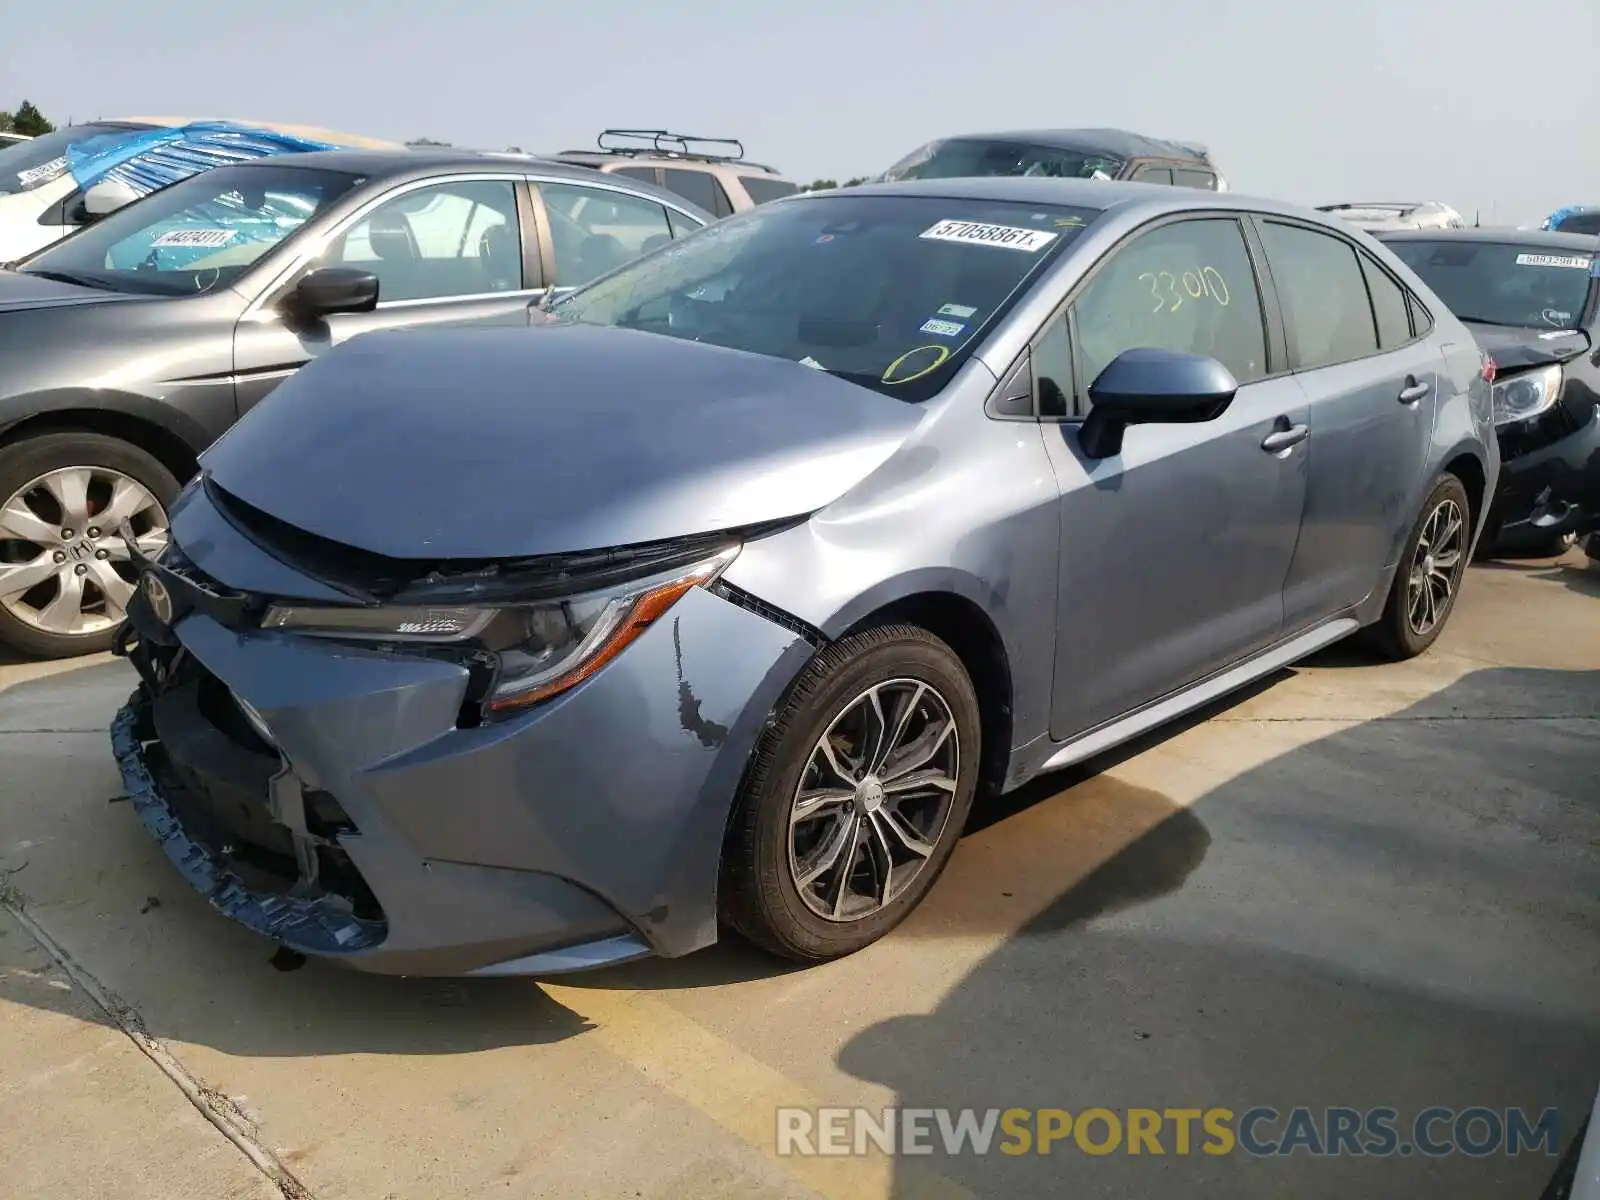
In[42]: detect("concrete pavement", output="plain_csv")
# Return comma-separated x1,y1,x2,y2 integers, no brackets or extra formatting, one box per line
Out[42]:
0,555,1596,1198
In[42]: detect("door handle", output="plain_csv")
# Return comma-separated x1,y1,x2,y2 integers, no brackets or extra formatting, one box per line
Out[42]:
1398,377,1431,405
1261,423,1309,453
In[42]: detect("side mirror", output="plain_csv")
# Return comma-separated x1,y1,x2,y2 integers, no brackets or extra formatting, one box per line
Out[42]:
1079,348,1238,459
84,179,140,220
287,267,380,318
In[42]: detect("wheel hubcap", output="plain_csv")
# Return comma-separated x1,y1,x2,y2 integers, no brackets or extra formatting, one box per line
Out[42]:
1406,497,1465,637
0,466,169,638
787,679,960,924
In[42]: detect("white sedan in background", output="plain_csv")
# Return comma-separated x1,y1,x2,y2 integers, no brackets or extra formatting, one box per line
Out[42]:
0,117,397,262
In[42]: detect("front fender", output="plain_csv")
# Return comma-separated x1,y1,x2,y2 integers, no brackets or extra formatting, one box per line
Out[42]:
0,385,214,456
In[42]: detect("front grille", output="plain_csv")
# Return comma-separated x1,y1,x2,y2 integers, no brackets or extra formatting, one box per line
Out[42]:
1499,402,1584,461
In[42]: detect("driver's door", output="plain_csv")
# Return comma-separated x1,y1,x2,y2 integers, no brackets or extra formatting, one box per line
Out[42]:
1040,214,1310,741
232,175,541,415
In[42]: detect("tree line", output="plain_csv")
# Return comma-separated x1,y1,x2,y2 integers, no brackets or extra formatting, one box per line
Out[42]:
1,101,55,136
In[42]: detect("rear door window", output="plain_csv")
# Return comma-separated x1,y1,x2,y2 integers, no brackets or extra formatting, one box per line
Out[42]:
1360,255,1415,349
1259,221,1380,369
661,168,734,217
1130,165,1173,185
537,181,674,287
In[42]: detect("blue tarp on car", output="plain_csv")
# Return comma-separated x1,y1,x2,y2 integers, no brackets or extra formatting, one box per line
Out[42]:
64,122,342,200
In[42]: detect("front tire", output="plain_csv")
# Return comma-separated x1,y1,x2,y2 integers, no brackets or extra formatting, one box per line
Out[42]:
1366,473,1472,661
0,433,178,659
720,624,981,962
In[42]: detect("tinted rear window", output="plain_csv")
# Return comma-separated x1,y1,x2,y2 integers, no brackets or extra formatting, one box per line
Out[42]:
741,176,800,205
882,138,1123,182
1388,240,1594,330
553,195,1099,401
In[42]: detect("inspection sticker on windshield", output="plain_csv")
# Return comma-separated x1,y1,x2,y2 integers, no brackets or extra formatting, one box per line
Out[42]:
16,155,68,187
938,303,977,318
1515,252,1591,270
920,219,1058,253
920,318,966,337
151,228,237,249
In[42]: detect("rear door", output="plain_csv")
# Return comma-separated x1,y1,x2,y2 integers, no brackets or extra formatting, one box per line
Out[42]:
1254,218,1441,626
232,173,539,414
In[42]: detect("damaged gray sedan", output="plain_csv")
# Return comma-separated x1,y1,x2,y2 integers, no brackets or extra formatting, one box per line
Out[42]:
112,177,1495,976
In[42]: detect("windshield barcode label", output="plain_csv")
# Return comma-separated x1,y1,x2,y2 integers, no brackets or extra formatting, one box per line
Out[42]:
151,228,237,248
1515,253,1590,270
920,219,1058,253
17,156,69,187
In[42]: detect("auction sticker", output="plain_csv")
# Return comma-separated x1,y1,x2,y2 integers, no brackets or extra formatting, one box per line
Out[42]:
920,219,1058,252
151,228,237,249
1515,253,1591,270
920,318,965,337
17,155,68,187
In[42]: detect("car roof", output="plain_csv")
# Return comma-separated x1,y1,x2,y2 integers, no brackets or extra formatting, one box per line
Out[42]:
553,150,789,178
1378,226,1600,251
228,148,716,218
832,174,1297,218
930,127,1214,165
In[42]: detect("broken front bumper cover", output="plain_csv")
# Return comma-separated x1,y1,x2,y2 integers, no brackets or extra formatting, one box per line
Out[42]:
111,695,388,957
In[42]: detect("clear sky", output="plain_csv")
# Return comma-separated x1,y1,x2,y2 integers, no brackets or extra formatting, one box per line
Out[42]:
3,0,1594,226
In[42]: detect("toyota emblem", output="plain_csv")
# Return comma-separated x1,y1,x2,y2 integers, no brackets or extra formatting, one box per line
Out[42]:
143,573,174,627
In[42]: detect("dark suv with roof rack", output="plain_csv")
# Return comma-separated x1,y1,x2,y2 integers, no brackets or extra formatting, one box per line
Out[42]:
551,129,801,218
878,128,1228,191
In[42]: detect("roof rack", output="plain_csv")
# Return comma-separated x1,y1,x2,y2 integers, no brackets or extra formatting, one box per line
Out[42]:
596,128,744,160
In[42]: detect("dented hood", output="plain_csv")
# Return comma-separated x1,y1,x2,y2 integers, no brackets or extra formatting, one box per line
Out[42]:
200,323,923,560
1465,321,1592,373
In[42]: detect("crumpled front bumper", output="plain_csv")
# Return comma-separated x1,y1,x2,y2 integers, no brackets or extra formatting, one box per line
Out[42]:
1492,402,1600,537
111,574,813,977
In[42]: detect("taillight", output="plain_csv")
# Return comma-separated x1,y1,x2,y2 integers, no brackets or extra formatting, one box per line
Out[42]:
1480,353,1497,385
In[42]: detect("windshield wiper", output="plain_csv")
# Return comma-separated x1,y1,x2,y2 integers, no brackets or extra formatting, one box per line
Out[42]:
22,268,119,292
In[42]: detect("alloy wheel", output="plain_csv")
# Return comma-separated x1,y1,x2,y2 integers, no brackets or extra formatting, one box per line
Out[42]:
0,466,169,638
787,679,961,923
1406,497,1465,637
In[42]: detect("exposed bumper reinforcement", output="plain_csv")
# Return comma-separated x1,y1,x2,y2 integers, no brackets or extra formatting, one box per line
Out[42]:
111,697,388,956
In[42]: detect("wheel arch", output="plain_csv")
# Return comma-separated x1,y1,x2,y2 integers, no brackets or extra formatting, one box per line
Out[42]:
1440,447,1489,538
0,389,210,487
835,586,1016,802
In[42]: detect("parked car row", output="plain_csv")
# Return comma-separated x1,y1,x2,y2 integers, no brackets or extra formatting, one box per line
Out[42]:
102,170,1502,978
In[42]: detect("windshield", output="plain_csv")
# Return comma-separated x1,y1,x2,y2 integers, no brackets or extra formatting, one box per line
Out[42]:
0,123,144,196
551,194,1098,401
1388,240,1594,330
21,164,363,296
882,138,1124,183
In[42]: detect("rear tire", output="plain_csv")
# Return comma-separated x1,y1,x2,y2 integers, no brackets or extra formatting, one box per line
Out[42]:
1366,473,1472,661
719,624,980,962
0,433,179,660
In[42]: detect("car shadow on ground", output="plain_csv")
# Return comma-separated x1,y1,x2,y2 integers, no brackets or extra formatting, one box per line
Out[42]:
833,663,1600,1199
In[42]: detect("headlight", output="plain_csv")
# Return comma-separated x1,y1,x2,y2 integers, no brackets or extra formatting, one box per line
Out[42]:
261,544,739,715
1491,364,1562,427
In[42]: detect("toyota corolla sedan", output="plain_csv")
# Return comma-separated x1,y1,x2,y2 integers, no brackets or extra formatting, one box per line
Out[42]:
112,178,1497,977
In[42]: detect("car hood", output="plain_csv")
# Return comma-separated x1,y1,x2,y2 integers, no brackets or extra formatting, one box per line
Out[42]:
0,268,143,313
1465,321,1592,373
199,323,925,560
